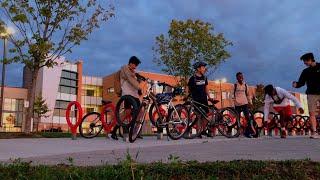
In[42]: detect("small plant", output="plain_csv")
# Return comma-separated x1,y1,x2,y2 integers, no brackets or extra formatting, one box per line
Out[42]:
168,154,181,163
66,157,74,165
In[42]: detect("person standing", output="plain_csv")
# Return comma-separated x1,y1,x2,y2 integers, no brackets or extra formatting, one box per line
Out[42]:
233,72,255,138
293,52,320,139
111,56,143,140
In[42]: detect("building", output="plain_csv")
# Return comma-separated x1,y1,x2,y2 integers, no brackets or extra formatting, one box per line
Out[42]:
0,86,28,132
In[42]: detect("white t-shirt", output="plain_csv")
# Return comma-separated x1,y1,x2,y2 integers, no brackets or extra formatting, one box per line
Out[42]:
264,87,302,122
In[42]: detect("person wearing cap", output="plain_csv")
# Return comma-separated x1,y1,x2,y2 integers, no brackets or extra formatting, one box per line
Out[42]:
264,85,304,138
187,61,214,138
293,52,320,139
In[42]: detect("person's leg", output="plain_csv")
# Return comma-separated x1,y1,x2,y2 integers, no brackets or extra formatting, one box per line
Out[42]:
134,97,144,139
307,95,320,138
243,105,256,136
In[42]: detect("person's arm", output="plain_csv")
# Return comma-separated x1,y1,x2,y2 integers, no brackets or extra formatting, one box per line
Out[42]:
294,70,306,88
264,96,272,122
121,66,140,90
246,85,253,105
279,88,303,109
205,77,212,99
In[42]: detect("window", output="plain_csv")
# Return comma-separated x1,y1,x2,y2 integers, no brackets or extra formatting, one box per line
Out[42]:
61,70,77,80
107,88,114,93
60,78,77,87
55,100,70,109
86,108,94,113
59,85,77,95
53,108,67,117
86,89,95,96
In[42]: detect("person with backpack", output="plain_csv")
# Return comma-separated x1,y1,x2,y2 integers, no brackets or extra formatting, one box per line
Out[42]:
111,56,143,140
263,85,304,138
187,61,214,138
293,52,320,139
233,72,255,138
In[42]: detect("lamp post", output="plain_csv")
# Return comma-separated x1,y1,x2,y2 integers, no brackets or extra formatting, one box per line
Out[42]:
215,78,227,108
0,27,14,126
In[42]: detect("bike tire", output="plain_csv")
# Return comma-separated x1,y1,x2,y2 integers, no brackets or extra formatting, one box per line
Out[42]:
129,105,146,143
217,107,241,138
79,112,103,138
166,104,189,140
115,95,139,128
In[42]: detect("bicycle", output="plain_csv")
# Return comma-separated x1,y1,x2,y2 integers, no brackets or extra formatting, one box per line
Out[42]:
237,110,265,137
79,100,117,138
129,76,189,143
261,112,304,136
183,95,241,139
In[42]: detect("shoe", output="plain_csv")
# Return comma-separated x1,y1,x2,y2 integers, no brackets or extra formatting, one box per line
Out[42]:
281,130,286,139
244,133,253,138
310,133,320,139
111,134,118,140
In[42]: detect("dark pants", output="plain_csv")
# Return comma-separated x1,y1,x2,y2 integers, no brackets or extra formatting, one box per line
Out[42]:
112,96,140,135
235,104,254,135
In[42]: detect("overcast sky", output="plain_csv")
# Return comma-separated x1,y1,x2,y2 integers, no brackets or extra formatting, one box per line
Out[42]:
2,0,320,93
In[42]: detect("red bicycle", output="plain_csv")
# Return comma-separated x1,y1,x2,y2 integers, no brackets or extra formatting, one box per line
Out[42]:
79,100,117,138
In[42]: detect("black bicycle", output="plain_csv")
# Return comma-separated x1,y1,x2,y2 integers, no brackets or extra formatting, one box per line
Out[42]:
183,96,241,139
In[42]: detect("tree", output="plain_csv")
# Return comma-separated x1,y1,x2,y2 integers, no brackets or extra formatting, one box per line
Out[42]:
252,84,265,112
153,19,232,86
0,0,114,133
33,95,49,132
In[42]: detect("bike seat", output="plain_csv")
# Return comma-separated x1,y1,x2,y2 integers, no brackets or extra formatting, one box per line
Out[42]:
102,100,112,105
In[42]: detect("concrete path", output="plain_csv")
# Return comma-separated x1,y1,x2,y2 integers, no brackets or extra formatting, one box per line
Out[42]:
0,136,319,166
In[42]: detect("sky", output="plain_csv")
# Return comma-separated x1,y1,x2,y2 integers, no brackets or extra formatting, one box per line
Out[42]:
2,0,320,93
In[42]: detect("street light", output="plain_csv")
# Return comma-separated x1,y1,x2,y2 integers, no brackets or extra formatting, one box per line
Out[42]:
0,26,14,126
215,78,227,108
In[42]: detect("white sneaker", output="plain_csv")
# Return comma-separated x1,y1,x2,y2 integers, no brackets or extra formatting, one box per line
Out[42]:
310,134,320,139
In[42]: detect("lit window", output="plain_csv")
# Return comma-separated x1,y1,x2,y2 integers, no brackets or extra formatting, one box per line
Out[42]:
107,88,114,93
86,89,95,96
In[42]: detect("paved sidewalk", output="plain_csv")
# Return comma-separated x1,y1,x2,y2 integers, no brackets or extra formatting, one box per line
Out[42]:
0,136,319,166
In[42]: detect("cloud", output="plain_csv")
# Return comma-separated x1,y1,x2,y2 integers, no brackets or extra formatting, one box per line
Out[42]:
1,0,320,94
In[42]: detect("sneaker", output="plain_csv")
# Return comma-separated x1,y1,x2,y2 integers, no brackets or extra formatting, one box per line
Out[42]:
111,134,118,140
281,130,286,139
244,132,253,138
310,134,320,139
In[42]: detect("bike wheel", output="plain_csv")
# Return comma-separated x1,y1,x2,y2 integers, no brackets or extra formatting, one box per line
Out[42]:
115,95,139,127
217,107,241,138
294,115,305,134
129,105,146,143
184,111,207,139
166,104,189,140
253,111,264,137
79,112,103,138
149,103,167,127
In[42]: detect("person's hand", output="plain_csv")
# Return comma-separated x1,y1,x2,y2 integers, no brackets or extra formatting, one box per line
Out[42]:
138,89,143,96
248,103,254,110
298,108,304,114
292,81,298,88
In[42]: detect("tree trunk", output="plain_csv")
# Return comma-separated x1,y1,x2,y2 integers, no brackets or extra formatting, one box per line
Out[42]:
24,68,39,133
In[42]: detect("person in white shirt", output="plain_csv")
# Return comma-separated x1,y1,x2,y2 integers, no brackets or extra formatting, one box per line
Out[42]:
264,85,304,138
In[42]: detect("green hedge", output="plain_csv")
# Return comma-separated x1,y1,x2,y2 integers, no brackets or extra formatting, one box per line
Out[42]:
1,160,319,180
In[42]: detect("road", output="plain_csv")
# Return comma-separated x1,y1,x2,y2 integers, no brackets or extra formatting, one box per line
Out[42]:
0,136,319,166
